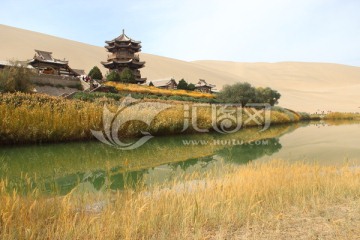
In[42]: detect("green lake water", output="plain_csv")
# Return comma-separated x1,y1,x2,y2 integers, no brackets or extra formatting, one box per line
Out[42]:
0,121,359,195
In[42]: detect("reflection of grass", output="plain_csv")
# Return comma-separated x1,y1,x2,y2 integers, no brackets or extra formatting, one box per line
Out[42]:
0,124,295,182
324,119,360,126
1,160,359,239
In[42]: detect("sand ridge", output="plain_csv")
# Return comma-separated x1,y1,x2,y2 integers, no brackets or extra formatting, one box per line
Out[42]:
0,24,359,112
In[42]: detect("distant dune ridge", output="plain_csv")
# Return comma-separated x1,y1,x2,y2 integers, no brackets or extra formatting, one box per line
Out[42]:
0,24,359,112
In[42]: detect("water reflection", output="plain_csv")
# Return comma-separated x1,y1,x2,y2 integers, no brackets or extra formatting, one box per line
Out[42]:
217,138,282,164
52,140,283,195
3,121,358,195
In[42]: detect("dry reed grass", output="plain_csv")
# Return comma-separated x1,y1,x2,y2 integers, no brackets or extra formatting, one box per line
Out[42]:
1,93,302,144
0,93,102,143
0,160,359,239
323,112,360,120
106,81,215,99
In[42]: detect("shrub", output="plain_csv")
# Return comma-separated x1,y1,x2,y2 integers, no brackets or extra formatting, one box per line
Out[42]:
298,112,311,120
187,83,196,91
218,82,281,106
217,82,255,106
106,71,121,82
120,68,136,84
177,79,188,90
0,65,33,93
88,66,103,80
255,87,281,106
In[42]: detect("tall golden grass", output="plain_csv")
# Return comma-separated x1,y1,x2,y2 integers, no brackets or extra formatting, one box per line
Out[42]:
323,112,360,120
0,92,306,144
0,93,102,143
1,160,359,239
106,81,215,99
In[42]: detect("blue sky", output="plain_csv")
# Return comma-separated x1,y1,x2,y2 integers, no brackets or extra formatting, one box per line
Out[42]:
1,0,359,66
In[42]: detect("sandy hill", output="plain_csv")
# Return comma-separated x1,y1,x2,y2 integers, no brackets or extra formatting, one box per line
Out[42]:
0,24,359,112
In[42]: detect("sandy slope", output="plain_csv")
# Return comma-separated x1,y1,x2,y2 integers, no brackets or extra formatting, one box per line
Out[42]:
193,61,360,112
0,24,359,112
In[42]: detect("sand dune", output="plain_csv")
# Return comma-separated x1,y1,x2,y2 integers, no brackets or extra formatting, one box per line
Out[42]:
193,61,360,112
0,24,359,112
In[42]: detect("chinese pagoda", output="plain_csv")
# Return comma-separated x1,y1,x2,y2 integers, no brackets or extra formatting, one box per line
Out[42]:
101,30,146,83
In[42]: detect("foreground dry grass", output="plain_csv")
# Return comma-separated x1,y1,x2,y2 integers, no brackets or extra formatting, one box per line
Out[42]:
1,160,359,239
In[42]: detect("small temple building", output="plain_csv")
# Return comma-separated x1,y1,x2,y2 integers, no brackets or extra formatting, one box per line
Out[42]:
145,78,177,89
101,30,146,83
28,50,79,77
194,79,216,93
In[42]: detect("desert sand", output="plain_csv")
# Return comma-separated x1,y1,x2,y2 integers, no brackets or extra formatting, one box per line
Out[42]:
0,24,359,112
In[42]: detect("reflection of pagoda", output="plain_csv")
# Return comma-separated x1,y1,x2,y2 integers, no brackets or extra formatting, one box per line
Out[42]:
101,30,146,83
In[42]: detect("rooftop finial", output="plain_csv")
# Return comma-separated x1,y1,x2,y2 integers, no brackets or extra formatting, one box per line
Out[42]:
122,29,125,35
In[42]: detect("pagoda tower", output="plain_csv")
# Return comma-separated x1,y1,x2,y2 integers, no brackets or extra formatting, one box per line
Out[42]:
101,30,146,83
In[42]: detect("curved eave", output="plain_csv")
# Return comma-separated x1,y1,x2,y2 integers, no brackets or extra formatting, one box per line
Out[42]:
105,45,115,50
114,38,131,43
105,44,141,51
30,58,69,66
106,59,145,64
101,61,145,69
114,42,141,48
195,85,215,88
105,32,142,45
133,61,145,66
114,39,141,44
114,43,139,48
36,56,69,65
130,45,141,50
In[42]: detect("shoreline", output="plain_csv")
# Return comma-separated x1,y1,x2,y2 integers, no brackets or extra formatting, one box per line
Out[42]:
1,92,359,146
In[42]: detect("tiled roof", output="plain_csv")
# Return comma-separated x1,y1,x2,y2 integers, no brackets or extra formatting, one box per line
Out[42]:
145,78,177,87
195,79,216,88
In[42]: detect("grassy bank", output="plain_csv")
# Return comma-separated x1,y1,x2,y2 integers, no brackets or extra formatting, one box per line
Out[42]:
0,93,102,143
0,160,359,239
73,91,217,103
106,81,215,99
0,93,302,144
323,112,360,120
309,112,360,121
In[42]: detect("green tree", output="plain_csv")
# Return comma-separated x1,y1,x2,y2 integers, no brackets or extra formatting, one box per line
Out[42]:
255,87,281,106
149,81,154,87
120,68,136,83
88,66,103,80
106,71,121,82
177,79,188,90
268,88,281,106
0,65,33,93
187,83,196,91
217,82,256,106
